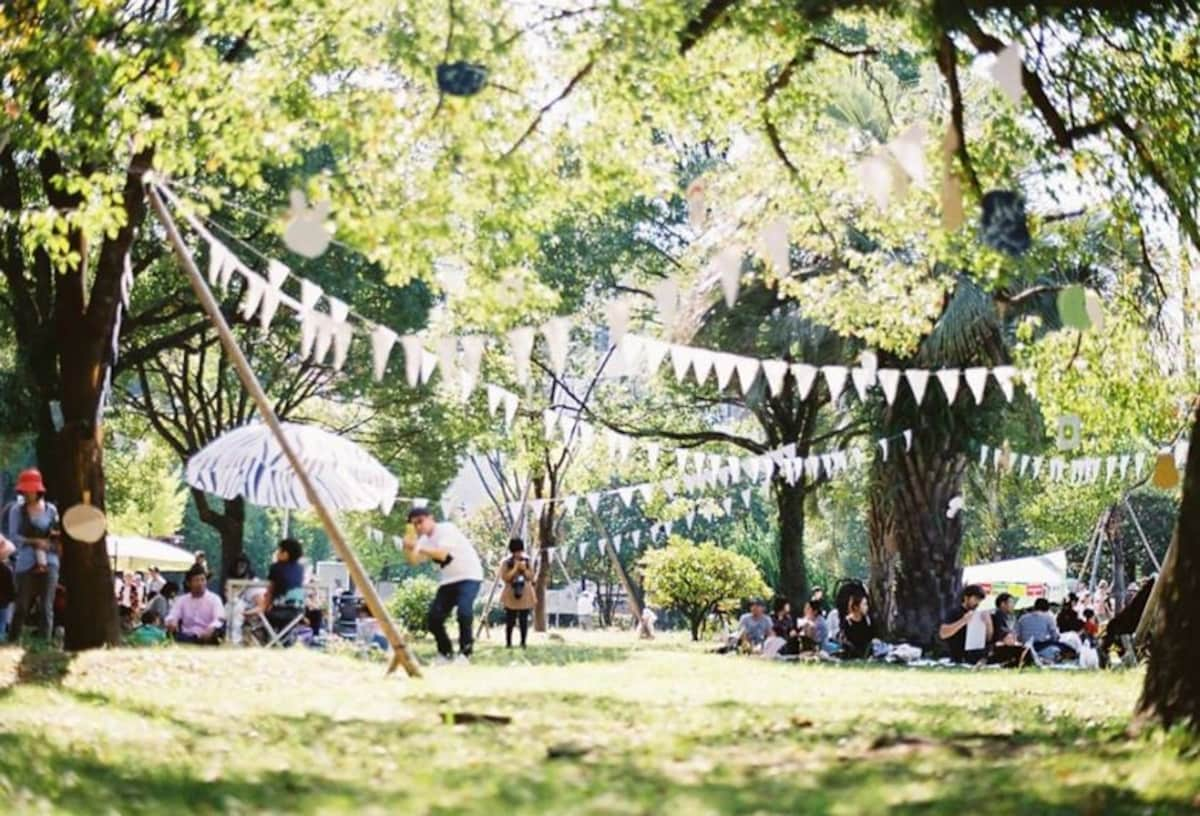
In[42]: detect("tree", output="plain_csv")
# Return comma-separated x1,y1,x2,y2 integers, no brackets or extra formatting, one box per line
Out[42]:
640,536,769,640
387,576,439,638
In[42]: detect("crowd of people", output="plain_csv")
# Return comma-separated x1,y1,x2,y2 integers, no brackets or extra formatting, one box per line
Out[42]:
725,580,1134,668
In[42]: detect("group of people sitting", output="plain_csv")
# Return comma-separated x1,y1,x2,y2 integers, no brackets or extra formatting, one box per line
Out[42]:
725,581,1118,668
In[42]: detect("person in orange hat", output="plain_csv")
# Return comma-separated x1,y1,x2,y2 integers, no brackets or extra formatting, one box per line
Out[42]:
6,468,62,642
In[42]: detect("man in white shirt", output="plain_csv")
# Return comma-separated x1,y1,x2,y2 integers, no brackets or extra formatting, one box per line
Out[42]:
165,567,226,644
403,507,484,663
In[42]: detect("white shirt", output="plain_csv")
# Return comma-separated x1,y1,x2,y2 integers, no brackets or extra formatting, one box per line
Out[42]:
418,522,483,586
576,593,594,615
964,608,989,651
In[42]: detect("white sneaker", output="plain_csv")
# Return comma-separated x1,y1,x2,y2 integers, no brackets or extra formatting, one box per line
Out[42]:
454,653,471,665
432,654,454,666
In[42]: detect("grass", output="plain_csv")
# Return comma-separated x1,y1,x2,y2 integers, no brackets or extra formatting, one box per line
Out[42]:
0,630,1198,815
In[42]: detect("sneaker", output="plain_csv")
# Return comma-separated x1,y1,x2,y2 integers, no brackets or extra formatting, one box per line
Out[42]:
454,653,471,665
432,654,454,666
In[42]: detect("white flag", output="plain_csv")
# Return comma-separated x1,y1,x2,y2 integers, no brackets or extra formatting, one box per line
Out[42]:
903,429,913,452
1032,456,1044,478
611,533,622,553
332,323,354,372
638,483,654,504
991,365,1016,403
579,540,589,559
460,335,486,399
713,352,738,390
734,356,761,395
741,488,753,508
564,495,579,515
989,42,1025,105
651,278,679,329
963,367,989,404
502,392,519,428
684,509,696,529
543,409,559,441
713,245,742,308
400,335,423,387
642,338,670,375
675,448,689,471
980,444,990,467
877,368,901,405
370,326,398,381
821,366,848,401
904,369,930,405
727,456,741,481
631,530,642,548
239,270,267,321
542,317,571,375
791,363,818,400
486,384,503,417
646,443,661,469
586,492,601,512
759,217,790,276
617,434,634,463
722,496,733,515
507,327,535,386
744,457,761,482
691,349,715,386
436,336,458,383
300,278,323,311
879,438,890,461
670,344,694,384
419,349,438,385
260,259,290,330
761,360,788,397
604,299,631,345
936,368,960,404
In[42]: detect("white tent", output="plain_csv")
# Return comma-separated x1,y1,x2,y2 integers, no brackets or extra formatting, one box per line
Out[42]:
962,549,1068,609
107,535,195,572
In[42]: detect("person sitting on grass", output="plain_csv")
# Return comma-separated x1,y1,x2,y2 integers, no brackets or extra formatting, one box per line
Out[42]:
127,609,167,646
838,590,874,659
1057,593,1084,634
165,566,225,645
145,580,178,623
771,597,794,639
737,599,773,652
939,584,990,664
1016,597,1064,661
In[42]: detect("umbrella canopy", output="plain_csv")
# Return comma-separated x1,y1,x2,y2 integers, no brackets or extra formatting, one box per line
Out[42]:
108,535,195,572
185,422,398,514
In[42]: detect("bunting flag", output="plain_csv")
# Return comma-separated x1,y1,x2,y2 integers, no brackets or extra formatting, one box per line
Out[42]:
436,336,458,384
401,335,424,387
618,486,636,507
260,259,290,330
507,327,535,386
367,326,397,382
586,492,601,512
903,429,913,452
792,364,818,400
822,366,848,401
759,217,790,276
605,299,631,345
877,368,901,405
713,352,738,390
502,391,519,428
989,42,1025,105
460,335,486,399
620,334,645,372
936,368,960,404
239,270,267,321
651,279,679,329
691,349,714,386
646,443,661,469
638,483,654,504
715,246,742,308
670,344,694,383
992,365,1016,402
963,367,989,404
418,349,438,384
564,495,579,515
631,529,642,548
684,508,696,529
543,409,559,441
611,533,622,553
721,496,733,515
904,368,930,406
642,338,670,375
885,124,928,189
579,540,589,559
850,367,875,401
761,360,788,397
542,317,571,376
735,356,761,394
879,438,890,461
486,384,504,417
330,301,353,371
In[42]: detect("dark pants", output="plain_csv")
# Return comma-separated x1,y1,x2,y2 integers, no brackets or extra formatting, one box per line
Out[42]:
428,580,480,657
505,608,531,648
9,566,58,641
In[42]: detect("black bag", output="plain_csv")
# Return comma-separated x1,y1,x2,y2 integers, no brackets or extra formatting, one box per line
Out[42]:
0,561,15,607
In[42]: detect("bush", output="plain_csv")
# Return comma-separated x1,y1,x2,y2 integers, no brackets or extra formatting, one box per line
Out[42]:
387,576,438,638
640,536,770,640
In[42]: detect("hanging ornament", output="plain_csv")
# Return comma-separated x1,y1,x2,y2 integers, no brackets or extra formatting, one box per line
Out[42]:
436,336,458,383
1151,449,1180,489
988,43,1025,105
260,260,290,330
991,366,1017,402
670,344,694,384
436,61,488,96
370,326,398,381
850,367,875,401
642,338,670,375
651,279,680,330
792,364,819,400
507,327,535,386
935,368,960,404
685,179,707,231
283,190,334,258
734,356,761,394
761,360,788,397
980,190,1031,256
502,392,519,428
714,246,742,308
963,367,989,404
460,335,486,398
857,152,899,211
712,352,738,391
876,369,900,405
604,299,631,346
542,317,571,376
904,369,930,405
759,217,790,276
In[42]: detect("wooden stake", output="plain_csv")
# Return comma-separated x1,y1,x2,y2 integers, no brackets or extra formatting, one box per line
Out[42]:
147,182,421,678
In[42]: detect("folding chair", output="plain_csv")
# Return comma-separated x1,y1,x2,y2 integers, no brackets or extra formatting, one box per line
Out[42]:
252,587,307,648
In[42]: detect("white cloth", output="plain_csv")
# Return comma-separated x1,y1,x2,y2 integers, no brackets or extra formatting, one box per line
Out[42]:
964,608,989,651
418,522,483,586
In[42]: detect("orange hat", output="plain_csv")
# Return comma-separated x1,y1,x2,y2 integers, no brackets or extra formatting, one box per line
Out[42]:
15,468,45,495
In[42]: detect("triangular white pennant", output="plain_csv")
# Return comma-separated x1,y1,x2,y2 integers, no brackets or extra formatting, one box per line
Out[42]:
691,349,715,386
722,496,733,515
651,279,680,329
820,454,834,476
1019,454,1031,477
879,438,890,461
564,495,579,515
617,434,634,463
903,429,913,452
662,521,673,538
631,529,642,548
300,278,322,311
833,450,849,472
675,448,689,471
239,270,267,321
586,492,601,512
1032,456,1044,478
714,245,742,308
605,430,620,459
761,360,788,397
979,444,990,467
543,409,559,441
646,443,661,469
529,499,545,519
418,348,438,384
1134,452,1146,475
734,356,761,395
370,326,398,381
502,392,519,428
885,124,928,188
791,364,819,400
460,335,485,399
542,317,571,376
684,508,696,529
400,335,424,388
860,351,879,379
989,42,1025,106
207,241,228,287
299,312,320,360
662,479,678,497
877,369,901,405
604,299,631,346
741,488,753,508
904,369,930,405
744,457,761,482
620,334,646,371
638,483,654,504
436,336,458,384
332,323,354,371
963,367,989,404
727,456,741,481
259,260,290,330
642,338,670,375
713,353,738,390
759,217,790,276
611,533,622,553
507,327,535,386
850,367,875,401
486,384,503,417
821,366,848,401
579,540,589,560
670,345,694,384
1118,454,1131,479
991,365,1016,402
935,368,960,404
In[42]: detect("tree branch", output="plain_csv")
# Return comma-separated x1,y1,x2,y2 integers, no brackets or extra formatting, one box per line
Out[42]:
501,58,596,159
937,33,982,200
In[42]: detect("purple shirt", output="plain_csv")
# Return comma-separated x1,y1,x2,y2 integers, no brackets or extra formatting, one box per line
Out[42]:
165,590,225,637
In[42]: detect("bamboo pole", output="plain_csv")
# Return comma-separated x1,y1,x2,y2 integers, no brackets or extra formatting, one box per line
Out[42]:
583,503,651,637
1122,497,1162,572
147,182,421,678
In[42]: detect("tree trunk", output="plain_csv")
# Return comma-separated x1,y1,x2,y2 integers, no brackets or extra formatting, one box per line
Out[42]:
534,504,553,632
191,489,245,590
1137,408,1200,731
689,611,703,641
868,444,967,648
776,479,808,609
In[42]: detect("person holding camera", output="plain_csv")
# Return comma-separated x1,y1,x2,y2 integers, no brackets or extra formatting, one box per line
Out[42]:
6,469,61,642
499,538,536,649
402,507,483,663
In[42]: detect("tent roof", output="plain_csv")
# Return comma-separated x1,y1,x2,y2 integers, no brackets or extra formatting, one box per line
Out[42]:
962,550,1067,587
107,535,195,572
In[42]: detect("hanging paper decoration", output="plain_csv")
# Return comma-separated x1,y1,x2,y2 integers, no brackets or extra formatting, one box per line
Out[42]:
859,351,879,378
963,367,989,404
585,492,601,512
460,335,485,398
759,217,790,276
714,246,742,308
651,279,680,329
543,409,559,441
638,483,654,504
400,337,425,387
761,360,788,397
1151,450,1180,489
988,42,1024,105
260,260,290,330
712,352,738,391
670,344,694,383
1056,414,1082,451
980,190,1031,256
877,368,901,405
685,179,707,231
564,495,579,515
885,124,928,189
620,333,645,371
370,326,398,381
283,190,334,258
858,152,898,211
436,336,458,383
542,317,571,376
605,299,631,345
418,348,438,384
502,391,519,428
879,438,890,462
631,529,642,548
486,384,504,417
436,61,489,96
329,299,352,371
935,368,960,404
646,443,661,468
239,271,267,321
618,486,636,507
691,349,715,386
642,337,670,375
611,533,622,553
207,241,233,288
507,326,535,386
822,366,848,401
578,539,589,559
850,367,876,401
903,368,930,406
617,434,634,463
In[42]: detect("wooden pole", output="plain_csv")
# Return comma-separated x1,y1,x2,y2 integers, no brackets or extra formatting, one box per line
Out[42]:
583,503,651,637
1123,497,1162,572
146,182,421,678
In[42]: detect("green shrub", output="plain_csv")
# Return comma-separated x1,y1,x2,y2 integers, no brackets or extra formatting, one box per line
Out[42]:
387,576,438,637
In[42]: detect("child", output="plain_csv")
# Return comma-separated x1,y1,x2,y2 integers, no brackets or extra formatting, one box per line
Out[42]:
1082,608,1100,640
128,609,168,646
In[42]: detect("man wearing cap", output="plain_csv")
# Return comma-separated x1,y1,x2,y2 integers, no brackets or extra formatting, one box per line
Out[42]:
7,469,61,642
402,507,483,664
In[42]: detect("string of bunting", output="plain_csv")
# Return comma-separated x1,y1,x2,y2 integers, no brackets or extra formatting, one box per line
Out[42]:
975,440,1189,485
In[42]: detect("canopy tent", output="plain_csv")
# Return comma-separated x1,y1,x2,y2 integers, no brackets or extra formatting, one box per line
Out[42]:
185,422,398,514
962,549,1069,609
108,535,195,572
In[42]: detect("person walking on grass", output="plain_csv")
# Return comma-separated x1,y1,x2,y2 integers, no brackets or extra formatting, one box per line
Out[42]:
499,538,536,649
402,507,483,664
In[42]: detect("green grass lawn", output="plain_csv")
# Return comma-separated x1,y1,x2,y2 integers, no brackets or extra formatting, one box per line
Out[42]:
1,630,1197,815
